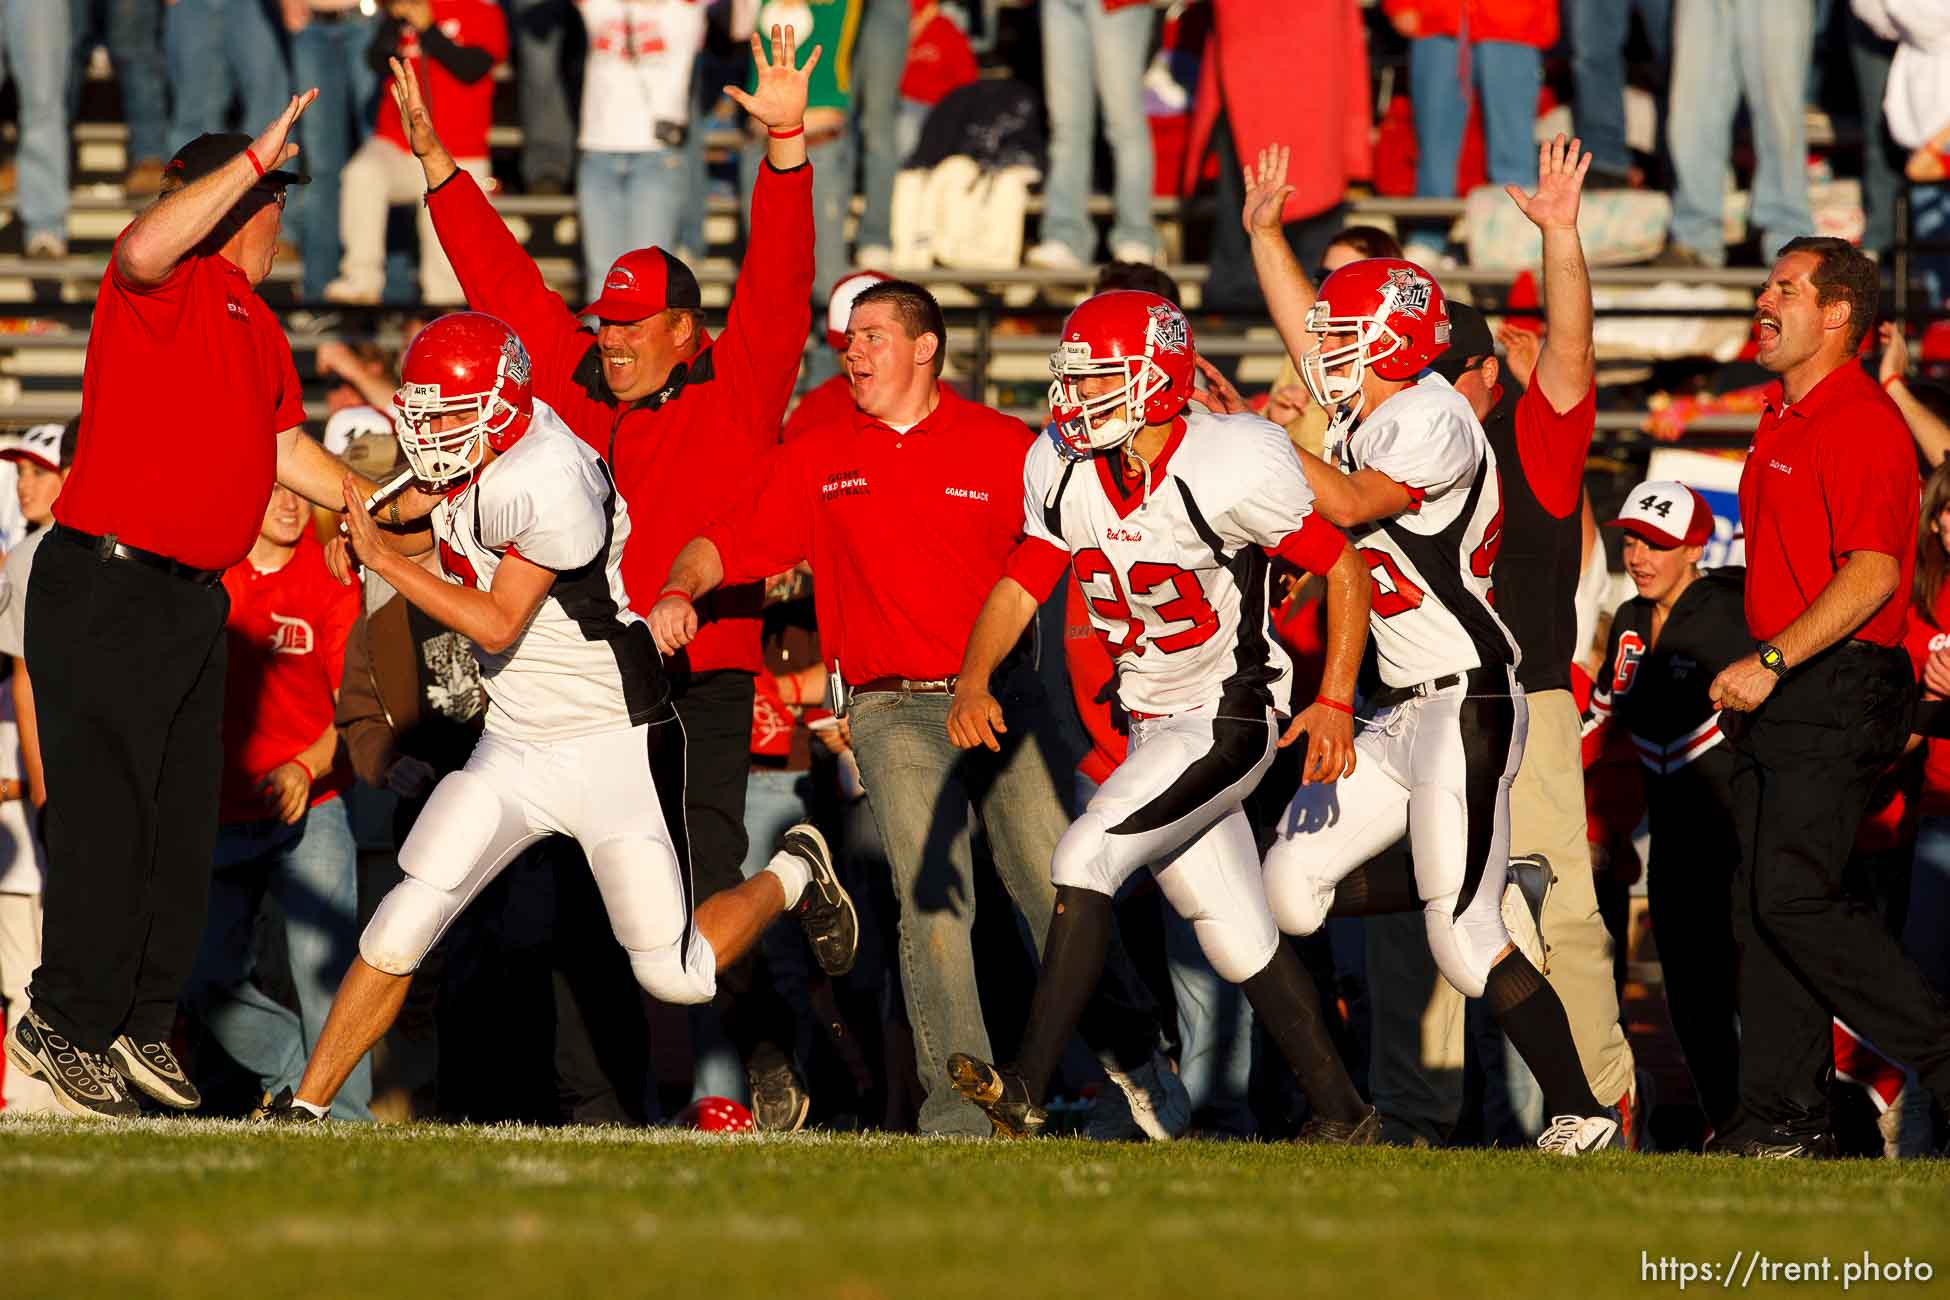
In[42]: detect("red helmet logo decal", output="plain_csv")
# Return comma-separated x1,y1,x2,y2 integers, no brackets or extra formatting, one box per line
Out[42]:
1147,303,1188,354
501,332,531,390
1386,267,1433,317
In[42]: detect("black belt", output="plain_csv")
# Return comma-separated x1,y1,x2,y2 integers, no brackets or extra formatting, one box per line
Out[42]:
49,524,225,588
306,7,363,23
1368,664,1510,711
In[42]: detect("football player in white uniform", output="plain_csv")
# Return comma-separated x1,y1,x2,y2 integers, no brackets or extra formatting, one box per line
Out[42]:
257,313,856,1121
1257,258,1618,1154
941,290,1381,1141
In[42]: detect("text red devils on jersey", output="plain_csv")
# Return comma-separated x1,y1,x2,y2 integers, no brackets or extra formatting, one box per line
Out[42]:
1328,373,1518,687
1014,410,1319,717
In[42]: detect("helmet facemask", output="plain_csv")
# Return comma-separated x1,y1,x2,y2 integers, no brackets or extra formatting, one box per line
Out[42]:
1047,342,1169,459
1299,295,1410,437
393,362,523,488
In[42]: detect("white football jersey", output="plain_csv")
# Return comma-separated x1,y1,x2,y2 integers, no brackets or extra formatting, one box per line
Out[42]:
1024,410,1309,716
428,400,664,742
1329,373,1519,688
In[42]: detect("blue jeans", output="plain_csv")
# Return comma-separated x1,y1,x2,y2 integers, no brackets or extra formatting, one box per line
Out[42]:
1665,0,1814,265
506,0,574,188
164,0,291,151
1077,774,1255,1134
70,0,166,164
853,0,908,252
847,671,1079,1136
3,0,71,244
1411,35,1541,198
189,797,372,1121
1038,0,1156,260
290,12,379,301
741,129,856,308
1848,10,1899,256
1569,0,1671,176
577,150,691,295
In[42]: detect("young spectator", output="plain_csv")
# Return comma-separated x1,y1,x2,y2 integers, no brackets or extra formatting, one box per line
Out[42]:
0,0,73,258
324,0,507,305
71,0,170,196
1903,463,1950,1150
283,0,384,302
187,484,370,1121
1658,0,1815,267
1569,0,1670,189
851,0,914,269
573,0,709,297
0,421,80,820
165,0,294,161
508,0,575,195
1027,0,1159,269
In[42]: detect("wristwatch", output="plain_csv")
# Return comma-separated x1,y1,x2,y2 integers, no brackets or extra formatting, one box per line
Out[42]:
1757,642,1788,677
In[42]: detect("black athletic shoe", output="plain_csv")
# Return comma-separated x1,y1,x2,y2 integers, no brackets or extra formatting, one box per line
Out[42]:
4,1009,141,1119
250,1087,326,1125
782,823,857,977
1705,1126,1834,1159
947,1053,1046,1139
1295,1104,1381,1146
108,1035,201,1110
747,1059,810,1133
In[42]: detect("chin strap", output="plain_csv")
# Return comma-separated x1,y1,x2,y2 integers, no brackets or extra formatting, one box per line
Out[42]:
1118,442,1153,507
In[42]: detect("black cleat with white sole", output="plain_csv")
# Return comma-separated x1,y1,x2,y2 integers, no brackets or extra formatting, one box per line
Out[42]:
5,1009,141,1119
782,823,857,976
947,1053,1046,1138
108,1034,201,1109
251,1087,327,1125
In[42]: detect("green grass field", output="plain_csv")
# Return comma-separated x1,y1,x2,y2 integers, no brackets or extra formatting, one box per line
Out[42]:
2,1118,1946,1299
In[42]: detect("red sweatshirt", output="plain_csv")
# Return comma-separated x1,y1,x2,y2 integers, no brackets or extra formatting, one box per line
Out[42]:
375,1,508,160
425,162,815,676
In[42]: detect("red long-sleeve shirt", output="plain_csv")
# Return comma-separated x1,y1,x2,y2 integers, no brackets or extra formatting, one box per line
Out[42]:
425,162,815,675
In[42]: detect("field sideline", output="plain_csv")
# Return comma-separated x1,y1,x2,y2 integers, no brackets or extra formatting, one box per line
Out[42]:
1,1118,1945,1299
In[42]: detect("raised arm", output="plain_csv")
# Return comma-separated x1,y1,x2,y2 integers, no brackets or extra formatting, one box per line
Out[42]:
1507,133,1596,413
1241,145,1320,369
1881,324,1950,467
116,91,317,287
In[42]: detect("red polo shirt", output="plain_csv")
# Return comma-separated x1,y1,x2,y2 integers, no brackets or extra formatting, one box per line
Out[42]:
59,242,306,571
706,384,1034,684
218,532,359,823
1739,362,1917,647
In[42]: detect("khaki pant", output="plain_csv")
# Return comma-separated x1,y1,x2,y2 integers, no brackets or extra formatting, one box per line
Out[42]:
0,891,57,1113
334,138,489,306
1367,688,1636,1134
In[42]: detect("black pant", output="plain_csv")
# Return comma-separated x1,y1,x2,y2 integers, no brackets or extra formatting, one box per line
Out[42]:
1728,641,1950,1136
667,667,797,1067
27,533,230,1049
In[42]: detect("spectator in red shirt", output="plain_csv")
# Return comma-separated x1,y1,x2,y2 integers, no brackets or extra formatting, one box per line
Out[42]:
1707,237,1946,1157
185,483,370,1121
652,280,1172,1137
324,0,507,305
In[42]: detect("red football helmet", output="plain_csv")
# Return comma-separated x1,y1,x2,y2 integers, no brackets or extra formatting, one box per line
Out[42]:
1048,290,1196,457
1299,258,1451,432
392,312,534,486
680,1096,755,1133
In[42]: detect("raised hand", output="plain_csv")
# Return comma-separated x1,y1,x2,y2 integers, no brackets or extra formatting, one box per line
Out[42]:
725,25,822,133
1507,132,1592,232
248,89,320,175
1189,355,1249,416
1496,322,1542,391
1241,144,1294,239
389,57,446,161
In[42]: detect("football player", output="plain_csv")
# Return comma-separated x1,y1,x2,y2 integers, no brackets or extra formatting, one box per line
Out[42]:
257,313,856,1121
1257,258,1619,1154
942,290,1381,1142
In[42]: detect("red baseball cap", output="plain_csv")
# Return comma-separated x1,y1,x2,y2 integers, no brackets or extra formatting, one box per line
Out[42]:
1605,480,1715,548
580,247,702,322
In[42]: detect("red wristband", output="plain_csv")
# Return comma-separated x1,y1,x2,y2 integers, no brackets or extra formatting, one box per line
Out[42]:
293,758,315,786
1884,372,1906,391
1314,697,1354,717
657,587,694,606
767,123,805,140
244,148,265,178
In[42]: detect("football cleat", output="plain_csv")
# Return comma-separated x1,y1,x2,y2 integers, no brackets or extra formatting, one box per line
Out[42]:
1502,853,1554,974
746,1058,810,1134
251,1088,326,1125
1295,1104,1382,1146
947,1053,1046,1139
1083,1081,1144,1142
782,824,858,977
1099,1052,1191,1142
5,1010,140,1120
108,1035,201,1110
1537,1111,1620,1156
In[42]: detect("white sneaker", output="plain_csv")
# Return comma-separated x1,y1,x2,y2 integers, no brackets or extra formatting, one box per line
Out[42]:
1082,1079,1144,1141
1537,1112,1619,1156
1024,240,1087,272
854,243,893,271
1108,241,1159,267
24,232,67,260
1502,853,1554,973
1101,1052,1191,1141
322,278,381,305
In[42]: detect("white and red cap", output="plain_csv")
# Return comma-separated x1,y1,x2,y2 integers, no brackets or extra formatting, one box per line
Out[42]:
0,422,73,474
1606,480,1714,548
826,270,891,350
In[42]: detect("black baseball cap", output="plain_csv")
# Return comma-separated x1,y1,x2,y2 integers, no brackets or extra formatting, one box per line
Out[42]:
1429,302,1497,382
164,132,310,188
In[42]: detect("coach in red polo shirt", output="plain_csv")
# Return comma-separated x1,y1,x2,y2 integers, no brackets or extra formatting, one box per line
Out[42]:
4,97,391,1121
651,280,1162,1137
1705,236,1950,1157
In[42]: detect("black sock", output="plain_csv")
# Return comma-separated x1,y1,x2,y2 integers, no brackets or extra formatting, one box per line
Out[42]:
1013,886,1115,1106
1240,942,1367,1123
1483,950,1602,1118
1329,857,1422,917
